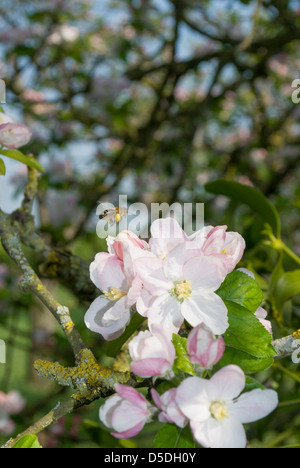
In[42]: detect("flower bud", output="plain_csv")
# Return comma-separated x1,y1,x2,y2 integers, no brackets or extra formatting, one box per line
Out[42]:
187,323,225,369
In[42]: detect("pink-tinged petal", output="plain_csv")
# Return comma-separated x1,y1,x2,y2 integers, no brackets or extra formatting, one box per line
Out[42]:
255,307,272,335
223,231,246,265
203,226,227,255
150,389,163,410
111,420,145,439
181,291,229,335
111,400,148,433
99,394,123,428
84,295,131,341
121,239,144,284
108,230,148,260
210,365,245,401
126,275,143,307
136,288,155,317
114,384,148,409
176,376,212,422
150,323,176,363
151,388,187,428
187,324,225,368
228,389,278,424
131,357,172,378
183,256,226,290
90,253,127,292
188,225,213,247
134,256,172,296
191,417,246,448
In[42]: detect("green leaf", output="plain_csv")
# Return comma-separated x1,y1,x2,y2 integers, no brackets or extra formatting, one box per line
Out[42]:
218,301,275,373
0,149,45,173
218,347,274,374
105,312,145,358
172,334,195,375
153,424,196,449
12,435,42,448
274,270,300,312
205,179,281,237
224,301,275,359
216,270,263,313
0,157,6,175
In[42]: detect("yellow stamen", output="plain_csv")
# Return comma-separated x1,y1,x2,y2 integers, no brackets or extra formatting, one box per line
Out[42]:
103,287,127,301
221,248,228,255
173,280,192,302
210,401,229,421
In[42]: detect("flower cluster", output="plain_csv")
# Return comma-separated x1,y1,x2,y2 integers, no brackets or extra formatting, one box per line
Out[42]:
85,218,278,448
85,218,245,340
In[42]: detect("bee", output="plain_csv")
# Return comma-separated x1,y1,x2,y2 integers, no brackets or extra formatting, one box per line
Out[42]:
98,207,128,226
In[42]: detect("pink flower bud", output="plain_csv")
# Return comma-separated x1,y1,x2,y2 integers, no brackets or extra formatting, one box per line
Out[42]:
187,323,225,369
99,384,156,439
0,123,32,149
129,324,176,379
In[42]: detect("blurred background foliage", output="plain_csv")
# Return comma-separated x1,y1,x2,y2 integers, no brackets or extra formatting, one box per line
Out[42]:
0,0,299,448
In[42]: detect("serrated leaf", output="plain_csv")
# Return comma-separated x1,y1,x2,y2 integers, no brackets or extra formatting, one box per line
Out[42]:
172,334,194,375
0,157,5,175
12,435,42,448
0,149,44,173
205,179,281,237
217,270,263,313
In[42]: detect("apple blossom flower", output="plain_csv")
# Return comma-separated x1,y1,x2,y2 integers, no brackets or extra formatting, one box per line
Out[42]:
151,388,188,428
0,390,25,435
99,384,156,439
0,122,32,149
85,247,142,341
187,323,225,370
176,365,278,448
190,225,245,275
129,324,176,379
135,242,229,338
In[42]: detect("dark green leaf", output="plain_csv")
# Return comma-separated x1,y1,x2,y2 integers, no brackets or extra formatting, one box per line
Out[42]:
205,179,281,237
